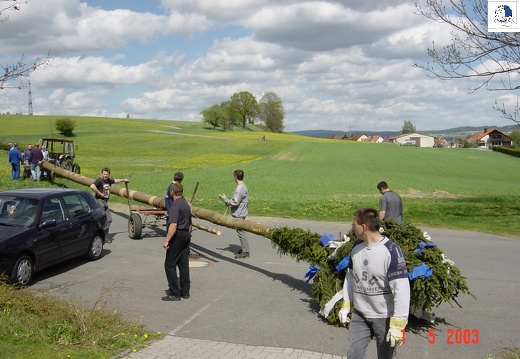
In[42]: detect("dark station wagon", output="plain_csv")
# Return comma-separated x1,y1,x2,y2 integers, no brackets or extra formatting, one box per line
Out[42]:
0,188,107,285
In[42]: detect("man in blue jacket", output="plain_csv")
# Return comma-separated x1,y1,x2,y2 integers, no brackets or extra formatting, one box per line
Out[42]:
8,143,22,180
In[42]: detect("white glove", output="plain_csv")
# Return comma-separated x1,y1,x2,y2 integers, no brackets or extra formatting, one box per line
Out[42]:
219,194,226,200
386,317,407,347
338,300,351,324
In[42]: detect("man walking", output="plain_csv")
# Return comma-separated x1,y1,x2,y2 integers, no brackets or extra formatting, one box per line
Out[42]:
377,181,403,224
162,182,192,301
339,208,410,358
219,169,250,259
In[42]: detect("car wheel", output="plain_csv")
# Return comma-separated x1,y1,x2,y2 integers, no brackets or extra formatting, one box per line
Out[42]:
128,213,142,239
11,255,33,286
86,233,104,260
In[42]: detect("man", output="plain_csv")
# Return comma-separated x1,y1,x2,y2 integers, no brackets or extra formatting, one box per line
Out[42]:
164,172,184,210
28,144,43,181
8,143,22,180
90,167,129,241
162,182,192,301
377,181,403,224
22,144,32,166
219,169,250,259
339,208,410,359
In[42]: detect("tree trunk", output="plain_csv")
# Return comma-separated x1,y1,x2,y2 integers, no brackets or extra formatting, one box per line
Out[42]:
41,160,272,236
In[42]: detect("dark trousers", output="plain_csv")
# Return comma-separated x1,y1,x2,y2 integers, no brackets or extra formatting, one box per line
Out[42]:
164,230,191,297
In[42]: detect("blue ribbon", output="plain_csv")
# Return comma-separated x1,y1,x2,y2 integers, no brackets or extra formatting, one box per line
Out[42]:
408,263,433,280
319,234,336,247
304,265,320,283
413,241,437,253
335,255,351,272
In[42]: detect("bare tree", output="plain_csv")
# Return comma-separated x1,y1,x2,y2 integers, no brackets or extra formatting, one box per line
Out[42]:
0,0,50,88
415,0,520,126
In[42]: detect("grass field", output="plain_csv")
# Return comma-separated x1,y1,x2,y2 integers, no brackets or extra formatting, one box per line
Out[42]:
1,114,519,237
1,114,519,359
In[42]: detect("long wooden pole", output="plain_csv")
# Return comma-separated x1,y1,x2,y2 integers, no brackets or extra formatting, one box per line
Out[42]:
41,160,272,236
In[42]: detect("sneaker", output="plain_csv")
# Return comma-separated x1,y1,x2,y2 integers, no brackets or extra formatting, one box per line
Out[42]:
181,295,190,299
161,295,181,301
236,249,243,255
234,252,250,259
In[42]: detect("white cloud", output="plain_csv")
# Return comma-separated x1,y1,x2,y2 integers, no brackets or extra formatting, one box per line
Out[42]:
0,0,511,131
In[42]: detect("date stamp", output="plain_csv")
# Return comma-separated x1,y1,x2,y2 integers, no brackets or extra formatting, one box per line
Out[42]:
401,328,480,345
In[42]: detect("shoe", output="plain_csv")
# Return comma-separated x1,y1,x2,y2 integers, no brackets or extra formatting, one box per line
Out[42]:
105,239,112,243
234,252,250,259
181,295,190,299
236,249,243,255
161,295,181,301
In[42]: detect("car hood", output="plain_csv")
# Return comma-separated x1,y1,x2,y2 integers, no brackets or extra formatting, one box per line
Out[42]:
0,225,32,243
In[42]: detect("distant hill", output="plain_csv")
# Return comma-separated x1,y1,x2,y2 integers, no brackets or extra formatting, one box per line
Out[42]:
291,125,518,139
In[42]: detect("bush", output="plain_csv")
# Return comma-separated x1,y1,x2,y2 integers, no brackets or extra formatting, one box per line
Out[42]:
55,118,76,136
492,146,520,158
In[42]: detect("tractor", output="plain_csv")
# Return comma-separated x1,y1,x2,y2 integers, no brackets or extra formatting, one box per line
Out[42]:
39,138,80,180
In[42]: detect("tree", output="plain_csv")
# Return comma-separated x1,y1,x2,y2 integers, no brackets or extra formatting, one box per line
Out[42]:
415,0,520,126
55,118,76,137
258,91,285,133
401,120,416,134
510,130,520,149
229,91,260,128
200,104,227,130
0,0,50,88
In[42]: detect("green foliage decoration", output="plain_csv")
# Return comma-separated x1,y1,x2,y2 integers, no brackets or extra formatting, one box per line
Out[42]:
268,220,474,326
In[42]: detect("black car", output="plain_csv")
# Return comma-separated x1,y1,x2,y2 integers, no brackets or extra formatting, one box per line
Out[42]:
0,188,107,285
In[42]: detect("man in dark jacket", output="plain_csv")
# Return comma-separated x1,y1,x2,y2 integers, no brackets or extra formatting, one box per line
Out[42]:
29,144,43,181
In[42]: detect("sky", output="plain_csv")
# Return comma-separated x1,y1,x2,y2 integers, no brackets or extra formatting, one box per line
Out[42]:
0,0,515,132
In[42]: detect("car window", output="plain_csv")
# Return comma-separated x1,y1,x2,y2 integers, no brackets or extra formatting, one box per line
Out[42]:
0,196,38,227
63,194,91,219
41,198,66,224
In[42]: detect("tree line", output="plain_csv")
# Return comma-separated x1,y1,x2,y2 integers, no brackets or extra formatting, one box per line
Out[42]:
200,91,285,133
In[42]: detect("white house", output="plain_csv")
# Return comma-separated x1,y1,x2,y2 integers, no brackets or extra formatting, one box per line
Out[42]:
388,133,435,147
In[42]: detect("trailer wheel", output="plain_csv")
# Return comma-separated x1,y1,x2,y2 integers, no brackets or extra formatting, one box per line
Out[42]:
128,213,142,239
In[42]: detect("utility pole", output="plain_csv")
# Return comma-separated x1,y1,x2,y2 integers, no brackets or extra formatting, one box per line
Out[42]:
28,80,33,115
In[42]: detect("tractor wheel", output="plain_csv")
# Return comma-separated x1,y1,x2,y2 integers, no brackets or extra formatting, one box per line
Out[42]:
72,164,81,174
60,160,72,172
128,213,143,239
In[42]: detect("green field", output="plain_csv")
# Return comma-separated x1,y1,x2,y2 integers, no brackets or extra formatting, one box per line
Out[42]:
1,114,519,237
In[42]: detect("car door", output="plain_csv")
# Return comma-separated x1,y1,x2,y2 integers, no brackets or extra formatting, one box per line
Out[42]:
59,193,95,258
34,197,70,269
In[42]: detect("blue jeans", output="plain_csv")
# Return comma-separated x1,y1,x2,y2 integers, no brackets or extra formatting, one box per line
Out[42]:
11,163,20,180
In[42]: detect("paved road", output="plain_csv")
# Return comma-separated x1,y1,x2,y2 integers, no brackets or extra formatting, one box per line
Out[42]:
30,206,520,359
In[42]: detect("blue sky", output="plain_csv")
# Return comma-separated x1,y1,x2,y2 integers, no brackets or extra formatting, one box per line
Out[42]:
0,0,514,132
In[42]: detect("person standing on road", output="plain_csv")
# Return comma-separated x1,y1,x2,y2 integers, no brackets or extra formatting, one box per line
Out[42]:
8,143,23,180
377,181,403,224
219,169,250,259
90,167,129,242
339,208,410,359
162,182,192,301
28,144,43,181
165,172,184,210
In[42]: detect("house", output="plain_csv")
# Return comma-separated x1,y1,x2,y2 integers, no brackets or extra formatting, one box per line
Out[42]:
434,138,450,148
468,128,514,149
348,133,368,142
387,133,435,147
364,135,384,143
330,134,348,140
